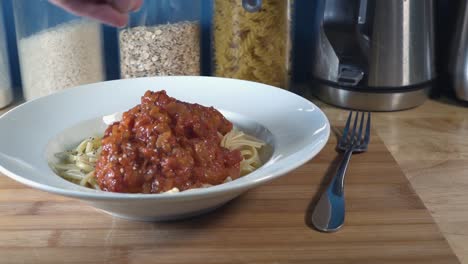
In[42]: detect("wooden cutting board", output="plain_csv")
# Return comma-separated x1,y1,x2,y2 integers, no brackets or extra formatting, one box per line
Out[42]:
0,132,460,264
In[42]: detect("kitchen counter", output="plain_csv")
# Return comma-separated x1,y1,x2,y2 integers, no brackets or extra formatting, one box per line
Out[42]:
1,96,468,263
311,97,468,263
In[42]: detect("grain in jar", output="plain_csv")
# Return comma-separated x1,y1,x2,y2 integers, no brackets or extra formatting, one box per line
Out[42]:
17,21,104,100
13,0,105,101
119,0,201,78
213,0,292,89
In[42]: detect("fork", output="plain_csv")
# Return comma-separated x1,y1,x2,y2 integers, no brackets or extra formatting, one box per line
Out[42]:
311,111,371,232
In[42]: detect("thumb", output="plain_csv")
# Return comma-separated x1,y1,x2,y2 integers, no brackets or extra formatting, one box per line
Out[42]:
109,0,138,13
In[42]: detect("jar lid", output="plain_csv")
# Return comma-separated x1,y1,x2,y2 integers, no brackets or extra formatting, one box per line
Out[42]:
242,0,262,12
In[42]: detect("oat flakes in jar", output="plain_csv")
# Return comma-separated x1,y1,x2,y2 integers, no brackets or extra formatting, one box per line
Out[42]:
119,0,202,78
13,0,106,101
212,0,293,89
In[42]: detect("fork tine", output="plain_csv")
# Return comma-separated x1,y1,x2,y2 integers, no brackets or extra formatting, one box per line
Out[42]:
356,111,365,145
364,112,371,145
348,111,359,145
340,111,353,144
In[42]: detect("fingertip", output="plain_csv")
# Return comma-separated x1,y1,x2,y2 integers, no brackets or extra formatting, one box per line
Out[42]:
115,15,129,28
130,0,143,12
112,0,136,13
106,14,129,28
87,6,129,28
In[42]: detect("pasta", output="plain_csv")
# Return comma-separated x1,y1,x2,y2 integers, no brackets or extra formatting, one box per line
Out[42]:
53,137,102,190
53,90,267,193
53,129,265,191
221,128,265,175
213,0,291,88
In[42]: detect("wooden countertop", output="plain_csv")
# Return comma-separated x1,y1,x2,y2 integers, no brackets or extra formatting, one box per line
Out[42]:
312,97,468,263
1,96,467,263
0,117,460,263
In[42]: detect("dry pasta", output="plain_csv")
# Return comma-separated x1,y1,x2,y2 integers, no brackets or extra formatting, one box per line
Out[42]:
213,0,291,88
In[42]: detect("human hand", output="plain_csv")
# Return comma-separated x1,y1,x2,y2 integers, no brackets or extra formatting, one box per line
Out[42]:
49,0,143,27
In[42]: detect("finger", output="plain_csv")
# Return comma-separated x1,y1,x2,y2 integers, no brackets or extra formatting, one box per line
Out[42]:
49,0,129,27
87,4,129,27
109,0,134,13
130,0,143,12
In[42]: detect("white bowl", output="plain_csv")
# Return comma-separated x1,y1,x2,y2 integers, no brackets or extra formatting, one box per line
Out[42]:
0,76,330,221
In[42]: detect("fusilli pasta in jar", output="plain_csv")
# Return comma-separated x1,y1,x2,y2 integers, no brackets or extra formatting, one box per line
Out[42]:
213,0,292,89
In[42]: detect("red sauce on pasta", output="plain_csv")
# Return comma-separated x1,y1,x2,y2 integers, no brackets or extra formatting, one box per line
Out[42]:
95,90,242,193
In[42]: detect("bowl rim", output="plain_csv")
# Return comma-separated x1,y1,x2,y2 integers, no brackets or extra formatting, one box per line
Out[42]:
0,76,330,201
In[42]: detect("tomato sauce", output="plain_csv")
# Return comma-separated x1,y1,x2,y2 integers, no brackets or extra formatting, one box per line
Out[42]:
95,90,242,193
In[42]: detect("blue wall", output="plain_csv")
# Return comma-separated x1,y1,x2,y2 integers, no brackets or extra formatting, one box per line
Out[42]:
1,0,316,96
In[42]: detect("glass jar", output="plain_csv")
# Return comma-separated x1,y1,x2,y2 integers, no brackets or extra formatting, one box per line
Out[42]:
0,3,13,108
212,0,293,89
13,0,105,101
119,0,202,78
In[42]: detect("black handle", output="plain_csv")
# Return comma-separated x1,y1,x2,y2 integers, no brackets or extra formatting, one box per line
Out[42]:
322,0,370,86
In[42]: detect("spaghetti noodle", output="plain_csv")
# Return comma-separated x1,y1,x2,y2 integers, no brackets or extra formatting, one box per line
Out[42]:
53,129,265,191
53,137,102,190
53,90,267,193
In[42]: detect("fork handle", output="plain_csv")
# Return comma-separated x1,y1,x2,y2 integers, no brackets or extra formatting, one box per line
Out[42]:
311,149,353,232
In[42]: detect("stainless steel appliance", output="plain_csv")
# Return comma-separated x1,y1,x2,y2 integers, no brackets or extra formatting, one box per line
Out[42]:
449,0,468,101
310,0,435,111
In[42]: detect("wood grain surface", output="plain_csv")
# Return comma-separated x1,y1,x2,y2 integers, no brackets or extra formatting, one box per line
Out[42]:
313,97,468,263
0,127,460,263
